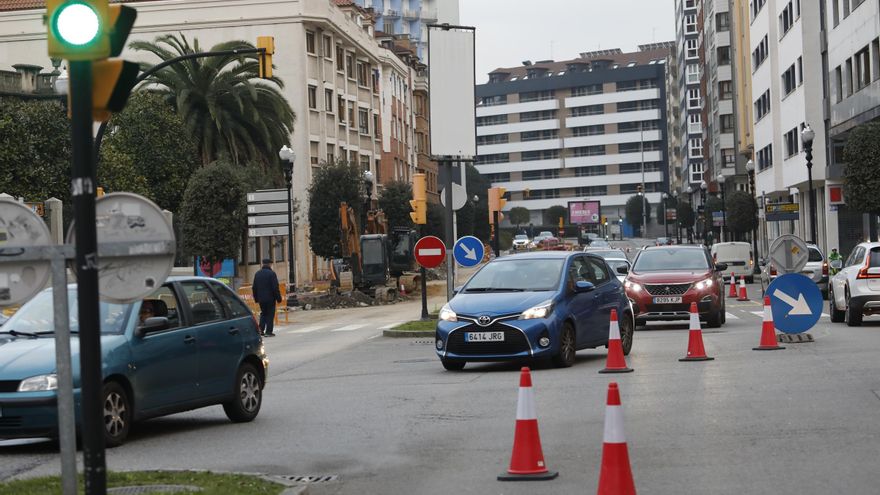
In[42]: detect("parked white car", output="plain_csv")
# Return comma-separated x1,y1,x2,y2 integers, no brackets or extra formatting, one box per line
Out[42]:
711,242,753,282
829,241,880,326
511,234,533,251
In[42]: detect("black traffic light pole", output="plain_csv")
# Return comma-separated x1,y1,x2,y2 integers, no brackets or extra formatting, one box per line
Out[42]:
93,47,267,161
70,60,106,495
419,223,429,321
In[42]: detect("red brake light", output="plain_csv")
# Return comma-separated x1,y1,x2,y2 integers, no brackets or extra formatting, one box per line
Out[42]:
822,262,828,276
770,265,777,276
857,253,880,279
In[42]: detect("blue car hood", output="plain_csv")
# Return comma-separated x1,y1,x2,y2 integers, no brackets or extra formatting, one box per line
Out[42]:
0,337,80,379
450,291,555,317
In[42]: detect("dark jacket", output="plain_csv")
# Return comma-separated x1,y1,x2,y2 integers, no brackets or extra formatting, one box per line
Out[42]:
252,266,282,304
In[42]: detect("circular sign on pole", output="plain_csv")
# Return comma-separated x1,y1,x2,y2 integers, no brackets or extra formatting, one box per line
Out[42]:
414,235,446,269
453,235,485,268
766,273,823,334
768,234,810,275
0,199,52,307
440,183,468,211
67,192,175,303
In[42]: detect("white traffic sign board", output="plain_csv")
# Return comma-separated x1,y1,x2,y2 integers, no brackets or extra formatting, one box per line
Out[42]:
247,202,289,215
247,189,288,203
768,234,809,275
248,214,288,226
249,226,289,237
440,183,467,211
0,199,52,306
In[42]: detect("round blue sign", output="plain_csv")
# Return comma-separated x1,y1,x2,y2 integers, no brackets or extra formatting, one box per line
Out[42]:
765,273,823,334
453,236,485,267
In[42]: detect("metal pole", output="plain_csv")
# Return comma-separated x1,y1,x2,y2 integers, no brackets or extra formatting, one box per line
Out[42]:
806,146,817,244
419,225,429,320
70,60,106,495
720,184,726,242
51,254,77,495
641,126,646,238
493,211,501,257
286,170,295,289
443,161,454,301
750,171,759,264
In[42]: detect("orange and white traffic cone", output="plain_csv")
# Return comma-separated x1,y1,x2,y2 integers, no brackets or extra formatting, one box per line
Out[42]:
753,296,785,351
596,382,636,495
399,282,406,297
737,275,750,301
498,367,558,481
680,302,714,361
599,309,633,374
728,274,737,298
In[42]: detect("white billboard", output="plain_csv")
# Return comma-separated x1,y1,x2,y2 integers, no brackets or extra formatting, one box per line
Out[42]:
428,25,476,159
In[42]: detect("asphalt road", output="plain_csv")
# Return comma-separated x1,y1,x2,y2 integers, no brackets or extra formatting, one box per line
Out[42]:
3,281,880,495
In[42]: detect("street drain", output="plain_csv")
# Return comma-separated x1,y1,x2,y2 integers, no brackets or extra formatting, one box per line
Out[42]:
778,333,814,343
274,475,339,484
108,486,201,494
411,339,434,345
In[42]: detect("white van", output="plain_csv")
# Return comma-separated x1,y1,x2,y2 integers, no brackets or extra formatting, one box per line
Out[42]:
711,242,754,282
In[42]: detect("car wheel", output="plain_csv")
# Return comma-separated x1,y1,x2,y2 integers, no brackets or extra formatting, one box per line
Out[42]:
705,310,722,328
844,289,862,327
829,288,845,323
102,381,131,448
441,359,465,371
552,323,576,368
223,362,263,423
620,313,634,356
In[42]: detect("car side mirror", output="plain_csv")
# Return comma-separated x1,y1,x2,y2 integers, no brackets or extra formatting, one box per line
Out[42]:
453,285,463,295
715,262,728,272
616,265,629,275
575,281,595,292
136,316,170,338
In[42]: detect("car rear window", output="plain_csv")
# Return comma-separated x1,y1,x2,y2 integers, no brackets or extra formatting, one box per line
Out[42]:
633,249,709,272
869,248,880,268
808,248,823,262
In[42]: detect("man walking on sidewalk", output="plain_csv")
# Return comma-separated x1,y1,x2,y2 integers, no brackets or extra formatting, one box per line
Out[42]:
253,258,282,337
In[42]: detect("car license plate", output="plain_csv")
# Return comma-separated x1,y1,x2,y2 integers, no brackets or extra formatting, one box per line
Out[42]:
653,296,682,304
465,332,504,342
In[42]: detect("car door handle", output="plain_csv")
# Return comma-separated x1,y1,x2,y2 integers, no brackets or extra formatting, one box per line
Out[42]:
184,336,196,344
228,327,239,335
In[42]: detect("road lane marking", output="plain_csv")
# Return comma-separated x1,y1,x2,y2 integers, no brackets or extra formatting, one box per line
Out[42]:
378,322,404,330
750,311,763,317
725,312,739,320
290,325,324,334
332,324,367,332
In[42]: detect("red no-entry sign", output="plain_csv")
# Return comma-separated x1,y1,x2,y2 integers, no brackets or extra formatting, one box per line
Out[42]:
414,235,446,269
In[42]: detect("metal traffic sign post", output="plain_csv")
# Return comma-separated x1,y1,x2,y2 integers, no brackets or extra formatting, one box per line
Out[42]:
768,234,810,275
247,189,295,288
765,273,823,342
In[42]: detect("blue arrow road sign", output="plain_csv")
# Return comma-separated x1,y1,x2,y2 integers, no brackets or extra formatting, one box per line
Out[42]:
765,273,823,334
453,235,484,267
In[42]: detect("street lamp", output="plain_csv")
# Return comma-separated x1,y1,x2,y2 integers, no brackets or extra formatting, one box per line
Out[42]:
746,158,759,269
278,145,295,290
700,180,707,243
620,214,625,241
717,173,727,242
686,185,694,243
801,124,817,244
662,192,669,238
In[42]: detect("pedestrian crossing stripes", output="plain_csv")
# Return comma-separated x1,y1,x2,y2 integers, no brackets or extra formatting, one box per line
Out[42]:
289,325,323,334
378,322,404,330
332,324,367,332
725,312,739,320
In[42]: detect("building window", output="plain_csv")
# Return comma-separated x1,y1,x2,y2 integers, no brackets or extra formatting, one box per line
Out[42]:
617,100,658,112
751,0,767,20
520,110,557,122
619,141,661,153
479,95,507,106
798,56,804,84
476,114,508,126
757,144,773,171
306,31,316,54
845,57,854,96
571,84,603,96
720,114,734,133
779,1,795,37
356,62,369,86
686,64,700,84
620,162,662,174
572,145,606,157
855,45,872,91
685,14,697,34
348,102,355,125
358,108,369,134
752,35,769,71
477,134,510,145
687,88,701,109
487,172,510,183
529,189,559,200
521,129,558,142
570,105,603,117
722,148,736,166
754,90,771,122
324,89,334,111
832,0,840,26
576,185,608,196
784,127,800,158
519,90,555,102
336,46,345,71
688,137,703,158
308,85,317,109
575,166,607,177
475,153,509,164
718,81,733,100
782,63,797,96
686,39,698,59
572,125,605,136
346,54,354,79
521,149,560,161
327,144,335,163
337,96,346,122
716,12,730,31
835,66,844,103
717,46,731,66
618,121,658,133
322,36,333,58
522,169,559,181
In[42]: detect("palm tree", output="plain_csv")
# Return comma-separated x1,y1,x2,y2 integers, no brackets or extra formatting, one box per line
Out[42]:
130,33,295,167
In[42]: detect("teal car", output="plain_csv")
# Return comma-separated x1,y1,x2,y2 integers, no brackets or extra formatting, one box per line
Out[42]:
0,276,268,446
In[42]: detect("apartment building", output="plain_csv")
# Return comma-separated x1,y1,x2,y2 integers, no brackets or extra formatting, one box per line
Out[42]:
356,0,459,61
0,0,421,285
732,0,756,165
825,0,880,255
665,46,684,193
674,0,706,187
473,45,672,230
375,33,418,187
749,0,829,252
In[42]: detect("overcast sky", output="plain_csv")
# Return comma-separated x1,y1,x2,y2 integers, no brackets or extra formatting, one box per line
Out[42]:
459,0,676,82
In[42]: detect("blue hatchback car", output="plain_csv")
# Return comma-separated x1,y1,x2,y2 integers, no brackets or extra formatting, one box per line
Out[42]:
435,251,634,370
0,276,268,446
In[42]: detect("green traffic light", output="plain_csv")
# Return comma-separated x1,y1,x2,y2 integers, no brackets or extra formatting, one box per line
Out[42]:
54,2,100,46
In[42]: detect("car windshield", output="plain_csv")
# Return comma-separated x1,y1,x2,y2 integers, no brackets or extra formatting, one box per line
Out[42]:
466,258,565,291
633,249,709,272
585,249,626,259
514,235,528,240
2,289,131,335
590,240,610,247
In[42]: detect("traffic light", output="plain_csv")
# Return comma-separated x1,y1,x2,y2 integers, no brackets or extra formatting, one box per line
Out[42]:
92,59,138,121
488,187,507,224
409,173,426,224
46,0,108,61
257,36,275,78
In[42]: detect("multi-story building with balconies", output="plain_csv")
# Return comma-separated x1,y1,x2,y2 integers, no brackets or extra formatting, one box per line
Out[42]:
473,45,672,232
356,0,459,61
675,0,706,188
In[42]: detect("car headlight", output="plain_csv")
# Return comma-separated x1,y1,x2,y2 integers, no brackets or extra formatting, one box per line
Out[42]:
439,305,457,322
520,300,554,320
18,373,58,392
624,281,642,292
695,277,714,289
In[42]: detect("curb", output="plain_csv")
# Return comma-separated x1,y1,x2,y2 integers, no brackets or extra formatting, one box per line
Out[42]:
281,486,310,495
382,330,435,338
